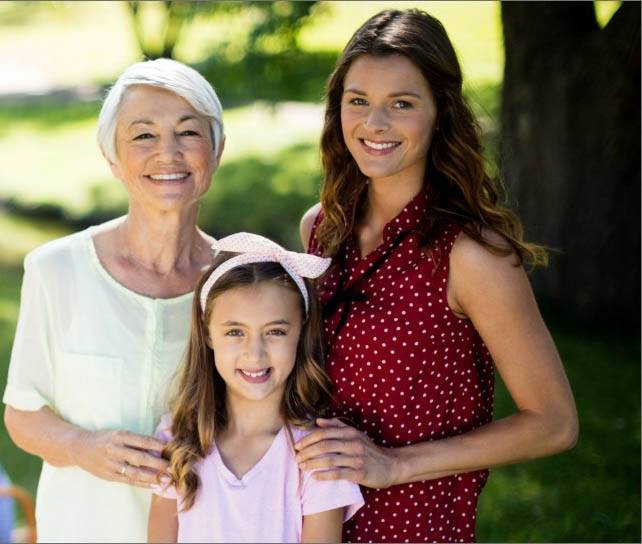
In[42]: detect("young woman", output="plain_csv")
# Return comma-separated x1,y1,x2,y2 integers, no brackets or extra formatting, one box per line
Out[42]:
297,9,578,543
148,233,363,543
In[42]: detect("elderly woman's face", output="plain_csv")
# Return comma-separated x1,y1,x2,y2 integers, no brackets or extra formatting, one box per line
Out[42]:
109,85,221,212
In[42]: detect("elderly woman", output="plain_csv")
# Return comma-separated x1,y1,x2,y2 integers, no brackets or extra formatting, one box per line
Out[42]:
3,59,224,542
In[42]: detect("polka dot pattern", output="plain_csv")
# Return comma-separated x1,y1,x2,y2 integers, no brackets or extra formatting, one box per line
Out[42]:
308,191,494,543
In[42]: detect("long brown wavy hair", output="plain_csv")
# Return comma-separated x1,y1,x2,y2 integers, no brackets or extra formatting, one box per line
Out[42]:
316,8,547,268
162,254,333,511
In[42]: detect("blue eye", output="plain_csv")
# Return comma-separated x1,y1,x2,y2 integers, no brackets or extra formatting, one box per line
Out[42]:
394,100,412,110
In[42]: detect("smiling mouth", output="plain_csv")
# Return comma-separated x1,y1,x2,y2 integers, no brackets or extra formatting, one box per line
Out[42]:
237,368,272,384
146,172,191,183
360,139,401,154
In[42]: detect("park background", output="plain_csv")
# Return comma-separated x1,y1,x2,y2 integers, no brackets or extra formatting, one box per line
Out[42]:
0,1,639,541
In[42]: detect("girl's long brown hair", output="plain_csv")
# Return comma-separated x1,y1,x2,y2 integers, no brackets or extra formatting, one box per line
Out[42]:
316,8,547,268
162,254,332,511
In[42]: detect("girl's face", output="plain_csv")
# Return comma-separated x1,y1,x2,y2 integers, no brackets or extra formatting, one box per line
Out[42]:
340,54,438,186
207,282,302,407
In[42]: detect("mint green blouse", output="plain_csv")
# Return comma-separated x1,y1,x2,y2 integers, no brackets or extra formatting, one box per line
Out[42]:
3,223,193,542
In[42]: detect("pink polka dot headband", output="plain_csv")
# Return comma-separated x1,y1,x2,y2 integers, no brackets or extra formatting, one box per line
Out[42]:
200,232,332,314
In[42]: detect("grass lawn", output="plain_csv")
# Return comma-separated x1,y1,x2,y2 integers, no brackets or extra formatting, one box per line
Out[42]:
0,216,639,541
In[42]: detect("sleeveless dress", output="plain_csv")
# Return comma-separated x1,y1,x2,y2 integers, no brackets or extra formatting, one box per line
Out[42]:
308,190,494,543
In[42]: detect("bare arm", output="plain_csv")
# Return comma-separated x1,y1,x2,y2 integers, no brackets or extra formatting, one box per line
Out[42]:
300,203,321,251
147,494,178,543
4,405,169,487
295,233,578,487
301,508,344,543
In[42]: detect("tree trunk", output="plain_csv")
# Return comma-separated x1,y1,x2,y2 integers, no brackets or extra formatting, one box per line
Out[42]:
501,2,640,329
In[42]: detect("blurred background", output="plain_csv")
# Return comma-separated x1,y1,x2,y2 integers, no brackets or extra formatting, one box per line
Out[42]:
0,1,639,541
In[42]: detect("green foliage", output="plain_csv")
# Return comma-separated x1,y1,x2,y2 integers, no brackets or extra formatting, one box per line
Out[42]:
195,49,337,106
127,1,318,60
200,142,321,249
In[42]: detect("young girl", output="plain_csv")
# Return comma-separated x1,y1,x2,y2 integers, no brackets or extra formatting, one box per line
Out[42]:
147,232,363,543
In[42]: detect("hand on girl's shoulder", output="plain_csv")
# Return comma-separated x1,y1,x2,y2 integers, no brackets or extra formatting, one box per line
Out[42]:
289,423,365,522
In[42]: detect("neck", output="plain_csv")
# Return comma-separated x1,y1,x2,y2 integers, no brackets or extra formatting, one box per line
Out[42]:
120,202,204,275
224,392,285,438
363,174,424,229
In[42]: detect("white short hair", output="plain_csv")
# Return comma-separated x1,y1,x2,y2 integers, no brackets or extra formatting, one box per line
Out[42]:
97,58,224,163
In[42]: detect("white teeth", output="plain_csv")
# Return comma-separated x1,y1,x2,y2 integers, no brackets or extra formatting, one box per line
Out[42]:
149,173,189,180
363,139,399,150
240,369,269,378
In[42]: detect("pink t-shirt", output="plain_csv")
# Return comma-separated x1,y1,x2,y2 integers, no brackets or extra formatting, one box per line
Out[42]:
152,414,364,543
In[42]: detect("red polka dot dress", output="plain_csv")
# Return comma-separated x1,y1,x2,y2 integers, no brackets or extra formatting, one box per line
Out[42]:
308,191,494,543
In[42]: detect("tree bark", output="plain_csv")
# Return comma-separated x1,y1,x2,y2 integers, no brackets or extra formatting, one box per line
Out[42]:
501,2,640,329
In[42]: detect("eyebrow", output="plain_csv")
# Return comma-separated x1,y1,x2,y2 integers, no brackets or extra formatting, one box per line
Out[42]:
343,88,422,99
219,319,291,327
128,115,200,129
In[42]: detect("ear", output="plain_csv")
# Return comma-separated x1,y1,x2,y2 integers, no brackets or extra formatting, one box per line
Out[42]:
204,327,214,350
102,149,124,181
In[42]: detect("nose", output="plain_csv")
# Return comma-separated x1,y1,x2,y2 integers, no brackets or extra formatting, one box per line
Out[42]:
243,335,266,364
364,105,389,133
157,133,183,162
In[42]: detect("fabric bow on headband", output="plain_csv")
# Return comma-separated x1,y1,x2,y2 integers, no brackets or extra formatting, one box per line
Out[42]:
200,232,331,314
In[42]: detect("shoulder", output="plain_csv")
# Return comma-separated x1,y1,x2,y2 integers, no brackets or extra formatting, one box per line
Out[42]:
24,228,91,272
299,203,322,251
288,422,316,443
450,228,520,273
449,228,530,315
154,412,175,442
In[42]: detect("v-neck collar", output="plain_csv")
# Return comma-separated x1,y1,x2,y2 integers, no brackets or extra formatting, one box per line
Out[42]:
213,426,286,487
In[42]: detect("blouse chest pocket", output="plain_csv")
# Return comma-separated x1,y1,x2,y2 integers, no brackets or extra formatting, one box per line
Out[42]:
54,351,123,431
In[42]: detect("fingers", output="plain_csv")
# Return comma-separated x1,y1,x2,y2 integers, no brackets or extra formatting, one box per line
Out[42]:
300,454,365,473
315,417,349,428
295,436,364,464
310,467,365,483
122,447,169,472
294,424,358,453
117,430,167,452
110,460,163,488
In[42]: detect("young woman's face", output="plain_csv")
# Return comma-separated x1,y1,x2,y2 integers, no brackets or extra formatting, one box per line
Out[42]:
340,54,438,186
110,85,222,213
208,282,302,407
